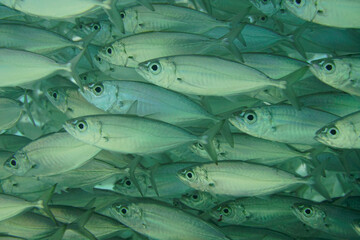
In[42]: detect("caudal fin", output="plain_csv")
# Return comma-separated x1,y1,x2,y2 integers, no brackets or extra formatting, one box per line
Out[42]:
200,121,225,163
277,66,309,109
103,0,125,33
37,185,57,225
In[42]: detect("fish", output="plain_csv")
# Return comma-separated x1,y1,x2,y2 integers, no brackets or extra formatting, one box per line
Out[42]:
310,55,360,97
0,48,84,88
292,202,360,239
190,133,311,165
96,31,237,68
210,195,309,227
63,114,222,162
177,161,310,197
80,80,218,126
135,55,306,96
0,0,124,33
315,110,360,149
0,23,83,54
110,199,230,240
220,225,293,240
298,92,360,117
46,87,106,118
229,105,338,145
3,132,101,177
284,0,360,29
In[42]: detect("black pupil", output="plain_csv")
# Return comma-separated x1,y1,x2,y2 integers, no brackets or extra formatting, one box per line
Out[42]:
78,123,84,129
151,64,158,71
261,17,266,21
247,114,254,121
330,129,337,135
95,86,102,93
295,0,301,4
325,64,333,71
97,57,101,62
198,143,203,148
107,48,112,54
94,25,99,30
305,209,311,214
83,76,87,80
192,194,198,199
187,172,193,178
125,180,131,186
121,208,127,214
120,13,125,18
52,92,57,99
10,159,16,166
223,208,229,214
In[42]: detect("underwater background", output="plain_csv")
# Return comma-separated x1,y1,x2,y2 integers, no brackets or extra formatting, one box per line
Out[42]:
0,0,360,239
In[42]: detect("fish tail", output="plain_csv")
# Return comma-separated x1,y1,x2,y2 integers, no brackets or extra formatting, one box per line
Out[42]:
307,163,332,201
219,22,246,62
37,184,57,224
65,48,87,89
199,120,225,164
286,24,308,59
103,0,125,33
66,208,97,240
277,66,309,110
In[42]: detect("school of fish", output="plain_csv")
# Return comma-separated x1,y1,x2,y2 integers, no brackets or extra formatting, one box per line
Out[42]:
0,0,360,239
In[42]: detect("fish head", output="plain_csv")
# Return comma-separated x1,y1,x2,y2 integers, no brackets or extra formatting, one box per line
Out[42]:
46,87,68,113
81,81,117,112
136,58,176,89
249,0,281,16
189,139,221,159
97,41,128,67
93,54,113,72
291,203,326,229
210,201,248,225
114,175,147,196
284,0,317,22
121,8,139,34
111,200,143,228
315,120,355,148
4,150,32,176
180,191,210,210
63,116,103,145
229,108,271,138
79,72,96,85
310,59,351,86
177,165,210,191
76,21,113,46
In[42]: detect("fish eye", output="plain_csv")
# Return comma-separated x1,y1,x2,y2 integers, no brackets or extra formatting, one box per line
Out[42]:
192,194,199,201
327,127,338,138
185,170,195,180
92,84,104,96
149,62,162,75
222,207,231,216
92,23,101,31
51,90,58,100
260,16,267,22
120,11,126,19
244,111,257,124
323,62,335,73
76,120,88,132
6,157,19,169
294,0,305,6
125,179,132,186
302,207,313,217
118,206,128,216
107,47,113,55
96,56,102,62
197,143,204,150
